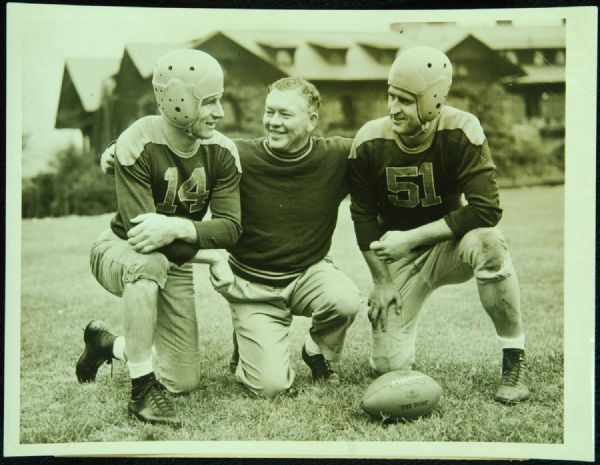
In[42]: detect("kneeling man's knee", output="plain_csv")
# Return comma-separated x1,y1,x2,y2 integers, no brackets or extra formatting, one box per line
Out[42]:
253,369,291,398
125,253,170,288
261,378,290,399
236,358,292,398
461,228,514,283
326,284,362,319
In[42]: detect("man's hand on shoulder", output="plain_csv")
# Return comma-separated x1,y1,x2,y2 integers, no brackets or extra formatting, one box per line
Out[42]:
100,144,116,176
127,213,189,253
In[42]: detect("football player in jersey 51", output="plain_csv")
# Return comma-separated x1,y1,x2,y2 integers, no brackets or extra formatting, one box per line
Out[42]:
76,49,242,426
348,46,529,404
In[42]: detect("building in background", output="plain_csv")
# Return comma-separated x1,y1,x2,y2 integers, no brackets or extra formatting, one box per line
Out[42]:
55,58,120,153
55,22,565,156
392,21,566,134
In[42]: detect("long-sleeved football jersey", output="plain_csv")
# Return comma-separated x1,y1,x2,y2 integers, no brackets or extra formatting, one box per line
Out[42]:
110,115,242,265
348,105,502,251
228,136,351,286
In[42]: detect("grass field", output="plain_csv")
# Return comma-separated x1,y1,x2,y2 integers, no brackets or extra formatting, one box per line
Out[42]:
18,185,564,444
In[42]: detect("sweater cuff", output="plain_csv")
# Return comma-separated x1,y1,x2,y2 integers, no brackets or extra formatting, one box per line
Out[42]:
354,221,384,251
158,241,199,266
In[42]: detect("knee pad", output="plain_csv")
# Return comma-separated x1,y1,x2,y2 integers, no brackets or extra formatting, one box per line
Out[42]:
123,253,170,288
461,228,513,283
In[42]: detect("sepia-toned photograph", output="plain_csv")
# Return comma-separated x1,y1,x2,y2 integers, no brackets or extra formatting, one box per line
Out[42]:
5,3,596,460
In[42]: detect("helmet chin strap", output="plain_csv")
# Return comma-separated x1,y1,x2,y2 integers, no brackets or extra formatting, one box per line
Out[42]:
406,121,430,139
182,100,204,139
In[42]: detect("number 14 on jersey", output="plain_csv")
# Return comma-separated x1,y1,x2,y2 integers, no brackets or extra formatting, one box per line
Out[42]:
157,167,208,214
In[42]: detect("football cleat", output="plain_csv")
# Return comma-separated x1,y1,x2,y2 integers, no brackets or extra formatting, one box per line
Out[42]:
229,330,239,374
301,345,340,385
368,365,380,379
128,377,182,427
279,386,301,398
75,320,117,383
494,349,530,404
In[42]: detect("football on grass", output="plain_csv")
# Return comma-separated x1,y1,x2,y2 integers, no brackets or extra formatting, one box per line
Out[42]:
362,370,442,420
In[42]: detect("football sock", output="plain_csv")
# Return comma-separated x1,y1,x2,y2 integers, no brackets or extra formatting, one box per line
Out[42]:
304,335,322,356
130,372,156,401
496,334,525,351
127,358,154,379
112,336,126,361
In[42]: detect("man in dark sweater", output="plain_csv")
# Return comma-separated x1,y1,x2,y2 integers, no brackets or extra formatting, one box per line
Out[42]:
348,46,529,404
225,79,361,397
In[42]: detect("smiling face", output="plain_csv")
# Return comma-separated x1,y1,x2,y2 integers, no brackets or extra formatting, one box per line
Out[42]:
188,93,225,139
387,86,423,137
263,88,318,153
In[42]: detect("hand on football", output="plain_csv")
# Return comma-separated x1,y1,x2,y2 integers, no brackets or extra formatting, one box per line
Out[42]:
368,282,402,332
100,143,116,176
209,259,234,292
370,230,417,263
127,213,179,253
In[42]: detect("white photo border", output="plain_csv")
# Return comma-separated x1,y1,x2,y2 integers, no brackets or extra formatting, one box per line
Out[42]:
4,4,597,460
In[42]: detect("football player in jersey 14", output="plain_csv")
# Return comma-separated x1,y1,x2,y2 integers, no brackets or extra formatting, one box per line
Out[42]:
76,49,242,426
348,46,529,404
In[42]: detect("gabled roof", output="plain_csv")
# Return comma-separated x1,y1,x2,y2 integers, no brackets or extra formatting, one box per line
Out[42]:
57,26,554,132
191,30,517,81
396,23,565,51
123,42,195,79
65,58,120,111
469,26,565,50
108,29,529,84
193,30,400,80
513,65,565,85
397,27,479,53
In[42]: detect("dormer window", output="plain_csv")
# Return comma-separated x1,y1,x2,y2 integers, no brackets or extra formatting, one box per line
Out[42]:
533,50,546,66
359,43,398,65
258,42,297,66
309,42,349,65
275,49,293,66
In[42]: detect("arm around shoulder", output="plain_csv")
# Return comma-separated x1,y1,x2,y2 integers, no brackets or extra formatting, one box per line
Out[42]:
193,144,242,250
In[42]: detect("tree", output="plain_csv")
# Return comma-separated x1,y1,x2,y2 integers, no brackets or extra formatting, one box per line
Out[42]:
22,145,116,218
450,81,563,181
